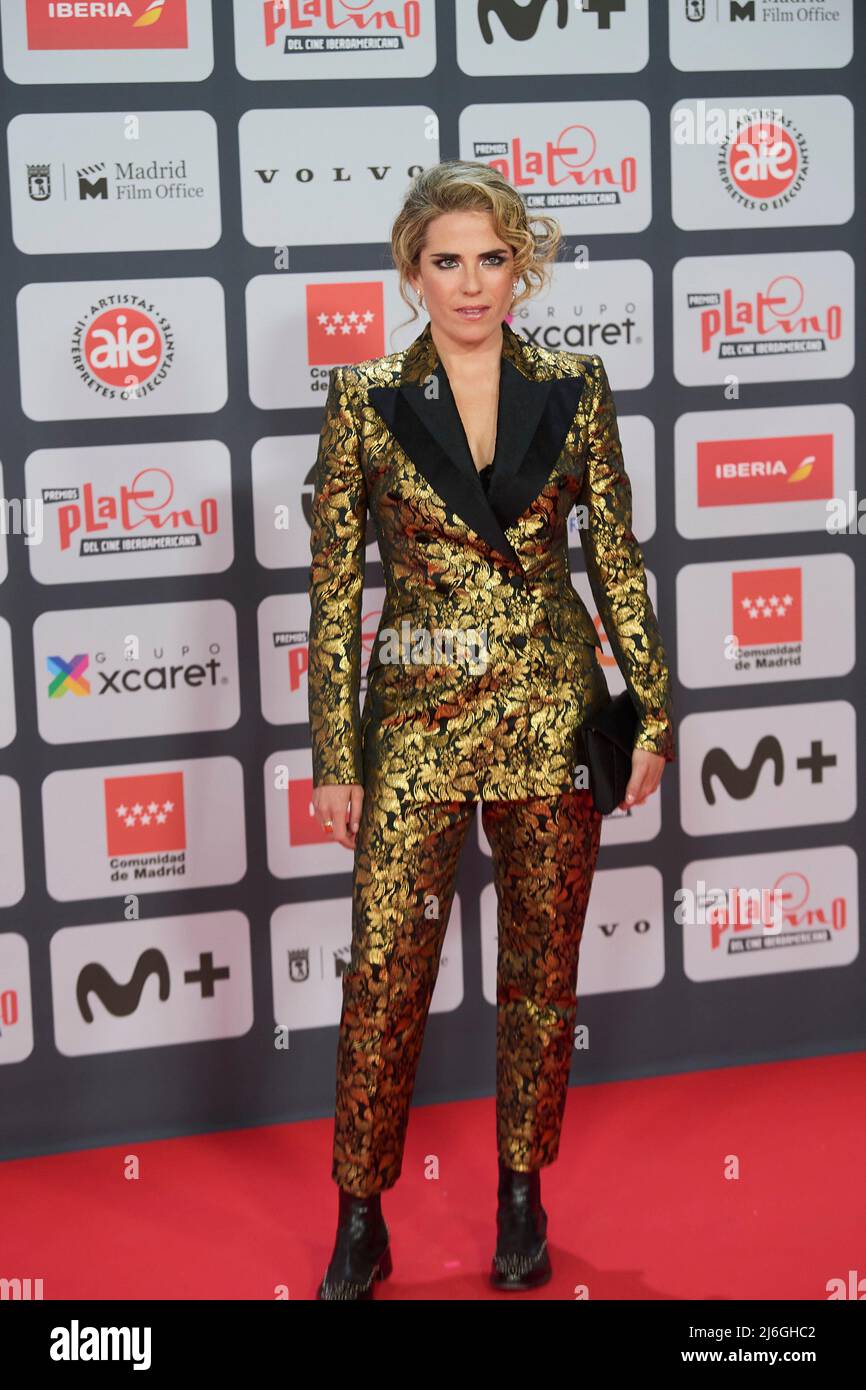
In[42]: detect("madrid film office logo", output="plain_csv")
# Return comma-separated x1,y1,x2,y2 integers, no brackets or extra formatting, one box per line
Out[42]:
27,159,196,202
684,0,754,19
27,161,110,201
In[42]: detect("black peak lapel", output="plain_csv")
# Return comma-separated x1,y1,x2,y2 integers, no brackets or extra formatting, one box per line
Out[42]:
492,368,588,528
366,373,521,565
366,319,589,567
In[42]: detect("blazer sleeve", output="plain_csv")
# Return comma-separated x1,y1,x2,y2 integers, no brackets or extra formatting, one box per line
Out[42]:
307,365,368,787
577,354,675,763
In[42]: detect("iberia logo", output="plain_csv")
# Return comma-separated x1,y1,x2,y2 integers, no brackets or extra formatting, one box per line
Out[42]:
26,0,188,51
696,432,834,507
71,295,175,400
104,770,186,856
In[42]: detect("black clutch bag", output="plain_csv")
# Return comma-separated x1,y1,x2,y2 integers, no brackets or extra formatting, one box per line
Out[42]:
582,690,639,814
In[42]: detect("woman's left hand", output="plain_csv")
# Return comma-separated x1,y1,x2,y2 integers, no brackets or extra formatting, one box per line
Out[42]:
619,747,667,809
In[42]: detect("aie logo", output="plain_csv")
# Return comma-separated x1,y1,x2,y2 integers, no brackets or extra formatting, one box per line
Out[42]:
71,294,175,400
50,1319,151,1369
719,117,808,211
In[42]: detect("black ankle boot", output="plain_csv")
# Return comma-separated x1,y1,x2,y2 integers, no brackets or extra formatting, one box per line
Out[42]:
316,1187,392,1300
489,1157,552,1291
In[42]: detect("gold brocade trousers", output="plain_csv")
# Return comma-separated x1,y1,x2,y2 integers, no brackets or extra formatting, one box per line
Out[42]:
331,785,603,1196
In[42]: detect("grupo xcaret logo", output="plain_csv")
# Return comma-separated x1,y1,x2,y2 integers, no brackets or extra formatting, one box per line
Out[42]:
46,647,225,700
35,600,240,744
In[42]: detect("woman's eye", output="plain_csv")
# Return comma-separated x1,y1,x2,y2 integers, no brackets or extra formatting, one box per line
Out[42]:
435,255,506,269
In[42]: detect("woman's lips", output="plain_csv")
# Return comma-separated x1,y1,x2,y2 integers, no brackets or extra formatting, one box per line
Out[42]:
456,306,489,318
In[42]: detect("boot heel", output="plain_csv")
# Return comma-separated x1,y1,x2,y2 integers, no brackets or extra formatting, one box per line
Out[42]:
490,1159,553,1291
317,1187,392,1300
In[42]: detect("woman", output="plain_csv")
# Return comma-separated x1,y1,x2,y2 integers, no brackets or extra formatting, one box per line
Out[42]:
308,160,675,1299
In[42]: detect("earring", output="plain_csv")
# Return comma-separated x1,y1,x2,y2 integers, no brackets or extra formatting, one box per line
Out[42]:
415,286,425,308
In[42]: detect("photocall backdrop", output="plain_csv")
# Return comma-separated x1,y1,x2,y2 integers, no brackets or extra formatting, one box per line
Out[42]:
0,0,862,1162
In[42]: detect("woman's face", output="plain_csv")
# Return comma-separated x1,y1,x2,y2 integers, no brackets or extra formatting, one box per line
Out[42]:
408,209,516,344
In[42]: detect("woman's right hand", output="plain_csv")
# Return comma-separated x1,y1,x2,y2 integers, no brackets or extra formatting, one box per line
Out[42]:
311,783,364,849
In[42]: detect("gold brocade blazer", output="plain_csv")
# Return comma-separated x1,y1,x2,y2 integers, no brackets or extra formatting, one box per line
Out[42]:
307,317,675,802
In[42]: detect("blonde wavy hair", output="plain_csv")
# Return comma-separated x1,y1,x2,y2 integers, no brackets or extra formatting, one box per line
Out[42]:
389,159,562,342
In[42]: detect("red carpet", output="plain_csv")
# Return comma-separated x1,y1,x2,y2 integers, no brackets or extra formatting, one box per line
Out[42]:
3,1053,864,1301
